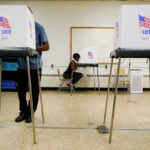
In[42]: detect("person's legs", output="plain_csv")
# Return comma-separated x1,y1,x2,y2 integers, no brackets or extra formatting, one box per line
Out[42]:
26,69,41,123
63,72,71,79
31,69,41,112
15,69,28,122
72,72,83,84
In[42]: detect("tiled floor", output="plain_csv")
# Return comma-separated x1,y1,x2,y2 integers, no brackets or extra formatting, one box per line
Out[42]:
0,90,150,150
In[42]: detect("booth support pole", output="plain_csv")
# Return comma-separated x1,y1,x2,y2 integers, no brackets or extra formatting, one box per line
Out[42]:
26,56,36,144
149,59,150,88
103,58,114,124
109,57,121,144
93,67,96,90
0,59,2,111
36,57,45,123
97,66,100,94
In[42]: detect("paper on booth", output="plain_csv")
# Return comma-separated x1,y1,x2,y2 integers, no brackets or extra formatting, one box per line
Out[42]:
114,5,150,50
0,5,35,50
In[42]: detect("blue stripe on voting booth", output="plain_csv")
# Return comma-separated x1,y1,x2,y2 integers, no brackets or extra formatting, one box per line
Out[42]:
2,61,18,71
2,80,17,89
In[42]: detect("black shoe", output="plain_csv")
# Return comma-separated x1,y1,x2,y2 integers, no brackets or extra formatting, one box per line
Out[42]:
71,84,76,90
15,112,26,122
67,83,75,89
25,115,32,123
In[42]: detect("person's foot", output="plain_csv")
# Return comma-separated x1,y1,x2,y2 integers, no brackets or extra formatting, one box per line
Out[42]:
73,85,76,90
15,112,26,122
25,115,32,123
67,83,75,90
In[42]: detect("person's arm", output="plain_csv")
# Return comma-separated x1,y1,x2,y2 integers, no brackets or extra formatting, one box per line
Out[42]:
36,23,50,52
36,41,49,51
70,60,77,71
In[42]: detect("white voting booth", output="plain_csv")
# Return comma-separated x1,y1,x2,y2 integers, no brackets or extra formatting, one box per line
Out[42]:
114,5,150,50
0,5,43,144
78,47,100,91
99,5,150,144
79,47,98,64
0,5,35,49
113,5,150,93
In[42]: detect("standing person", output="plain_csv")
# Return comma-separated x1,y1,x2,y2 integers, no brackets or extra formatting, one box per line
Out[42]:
15,21,49,123
63,53,83,88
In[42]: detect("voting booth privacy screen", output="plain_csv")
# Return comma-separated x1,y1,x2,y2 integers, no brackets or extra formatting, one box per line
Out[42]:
79,47,98,64
114,5,150,50
0,5,35,50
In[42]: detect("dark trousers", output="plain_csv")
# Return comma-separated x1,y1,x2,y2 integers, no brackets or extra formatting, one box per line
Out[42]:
63,72,83,84
17,69,41,116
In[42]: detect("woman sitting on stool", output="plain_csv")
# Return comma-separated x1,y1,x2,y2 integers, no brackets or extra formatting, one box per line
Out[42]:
63,53,83,88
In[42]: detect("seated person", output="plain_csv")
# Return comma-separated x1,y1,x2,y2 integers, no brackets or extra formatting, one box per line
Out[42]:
63,53,83,87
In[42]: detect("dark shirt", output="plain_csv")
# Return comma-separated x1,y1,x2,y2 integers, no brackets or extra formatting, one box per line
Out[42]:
64,60,77,75
18,22,48,70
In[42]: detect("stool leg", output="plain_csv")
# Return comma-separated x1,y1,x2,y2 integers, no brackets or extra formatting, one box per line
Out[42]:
36,58,45,124
109,57,121,144
26,56,36,144
57,81,64,92
71,86,73,96
103,58,114,124
0,59,2,111
97,66,100,94
70,84,75,96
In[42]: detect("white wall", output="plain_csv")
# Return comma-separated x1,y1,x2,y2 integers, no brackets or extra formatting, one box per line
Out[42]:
1,1,150,88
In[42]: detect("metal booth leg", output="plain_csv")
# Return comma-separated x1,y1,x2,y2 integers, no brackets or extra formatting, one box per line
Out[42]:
97,65,100,94
149,59,150,88
93,67,96,90
97,58,114,134
26,56,36,144
0,59,2,111
36,58,45,124
109,57,121,144
103,58,114,124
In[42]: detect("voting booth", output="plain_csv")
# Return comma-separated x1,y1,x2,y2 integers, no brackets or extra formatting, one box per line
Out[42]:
0,5,35,49
0,5,44,144
114,5,150,50
98,5,150,144
79,47,98,64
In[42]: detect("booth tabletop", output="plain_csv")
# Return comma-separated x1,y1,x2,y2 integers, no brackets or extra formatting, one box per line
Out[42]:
0,48,38,57
78,63,99,67
110,48,150,58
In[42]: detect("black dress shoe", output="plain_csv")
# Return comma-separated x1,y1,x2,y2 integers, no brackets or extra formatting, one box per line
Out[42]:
15,112,26,122
25,115,32,123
